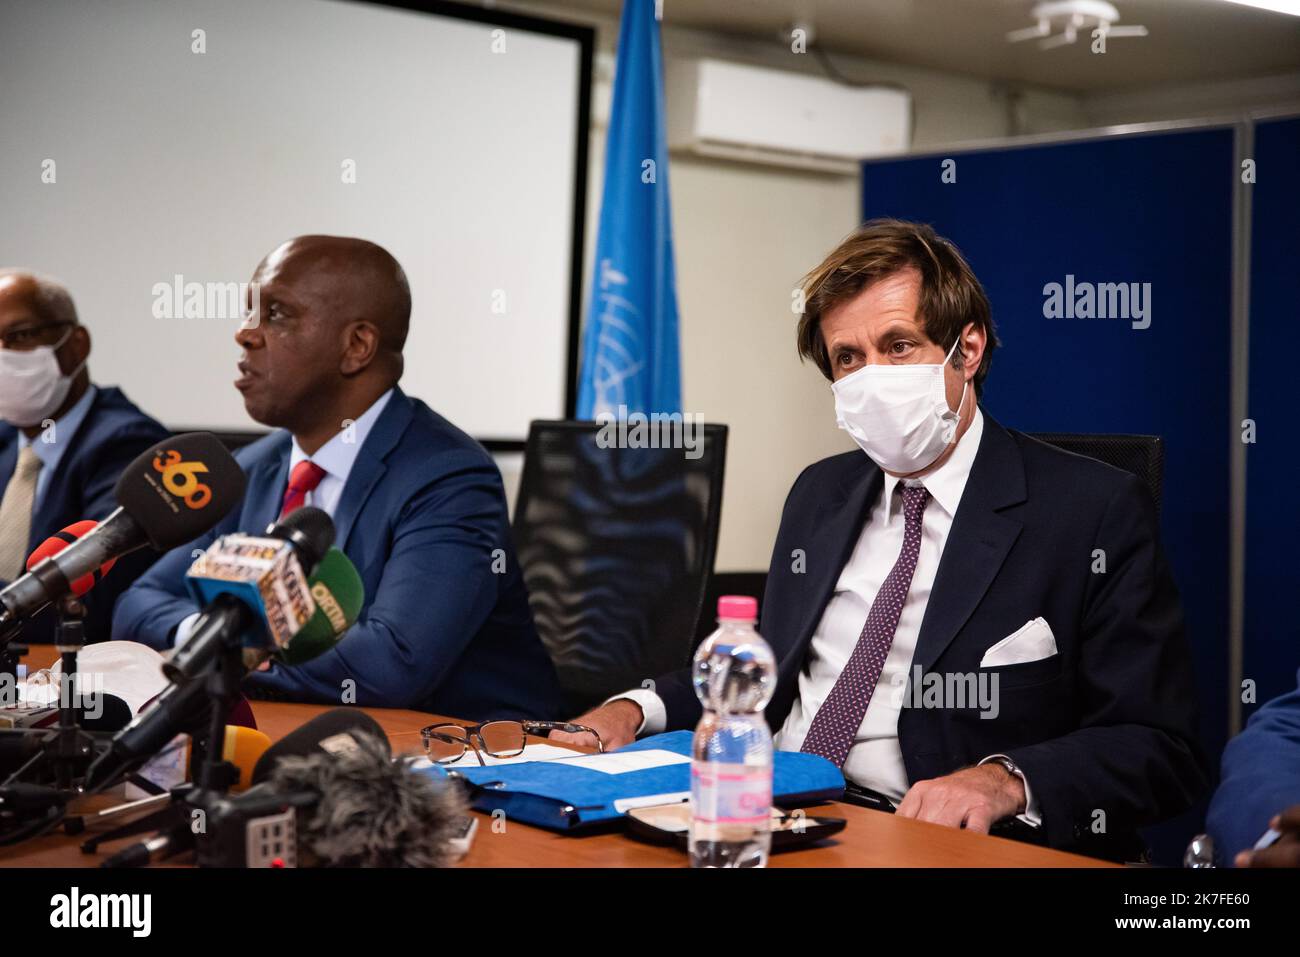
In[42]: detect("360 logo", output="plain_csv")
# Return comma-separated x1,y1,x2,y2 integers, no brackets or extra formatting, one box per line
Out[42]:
152,450,212,509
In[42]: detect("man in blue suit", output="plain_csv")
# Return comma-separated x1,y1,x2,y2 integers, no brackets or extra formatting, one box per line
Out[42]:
113,236,560,720
0,270,169,645
1206,671,1300,867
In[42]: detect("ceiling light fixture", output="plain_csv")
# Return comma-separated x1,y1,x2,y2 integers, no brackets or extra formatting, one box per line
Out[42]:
1007,1,1148,49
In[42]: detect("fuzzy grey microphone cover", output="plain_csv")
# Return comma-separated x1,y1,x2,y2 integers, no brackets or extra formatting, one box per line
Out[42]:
266,730,467,867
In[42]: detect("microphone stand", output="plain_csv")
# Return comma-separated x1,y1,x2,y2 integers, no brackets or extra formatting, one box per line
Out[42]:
87,624,246,866
1,596,109,791
0,613,26,684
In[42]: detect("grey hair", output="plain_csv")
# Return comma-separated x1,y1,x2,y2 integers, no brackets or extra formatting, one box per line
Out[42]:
0,269,79,326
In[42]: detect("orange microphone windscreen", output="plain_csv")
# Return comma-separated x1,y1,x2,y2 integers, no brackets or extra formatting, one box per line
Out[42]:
223,726,274,792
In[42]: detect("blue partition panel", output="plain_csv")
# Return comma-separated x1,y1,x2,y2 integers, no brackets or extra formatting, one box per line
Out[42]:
1243,117,1300,713
862,129,1235,860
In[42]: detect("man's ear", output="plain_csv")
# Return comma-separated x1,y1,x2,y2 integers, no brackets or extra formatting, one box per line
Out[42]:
60,326,91,375
959,321,984,381
340,321,380,376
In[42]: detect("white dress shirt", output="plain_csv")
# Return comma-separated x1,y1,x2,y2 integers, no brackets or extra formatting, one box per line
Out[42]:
614,408,1039,822
284,387,394,517
774,409,984,801
173,388,393,648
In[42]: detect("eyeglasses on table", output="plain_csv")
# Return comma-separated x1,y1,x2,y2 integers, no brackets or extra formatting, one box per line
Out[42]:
419,719,604,766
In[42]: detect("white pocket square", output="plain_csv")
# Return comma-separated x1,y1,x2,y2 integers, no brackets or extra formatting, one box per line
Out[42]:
980,617,1058,668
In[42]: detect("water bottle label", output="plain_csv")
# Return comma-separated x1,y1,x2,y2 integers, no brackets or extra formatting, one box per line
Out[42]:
690,761,772,826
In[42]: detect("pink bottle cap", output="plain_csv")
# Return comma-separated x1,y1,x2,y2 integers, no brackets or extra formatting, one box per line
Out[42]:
717,595,758,621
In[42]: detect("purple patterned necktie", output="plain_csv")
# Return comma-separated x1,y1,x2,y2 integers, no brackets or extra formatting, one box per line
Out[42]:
800,483,931,768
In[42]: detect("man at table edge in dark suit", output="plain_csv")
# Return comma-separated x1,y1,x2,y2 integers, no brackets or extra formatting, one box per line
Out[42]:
112,236,560,721
0,270,170,645
555,219,1207,860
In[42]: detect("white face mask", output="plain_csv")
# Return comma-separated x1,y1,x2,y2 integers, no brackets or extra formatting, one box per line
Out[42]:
831,337,968,475
0,328,81,428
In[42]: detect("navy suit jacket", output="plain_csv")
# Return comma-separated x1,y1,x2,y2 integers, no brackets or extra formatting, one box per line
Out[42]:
112,387,560,721
1206,670,1300,862
0,386,169,644
655,410,1206,859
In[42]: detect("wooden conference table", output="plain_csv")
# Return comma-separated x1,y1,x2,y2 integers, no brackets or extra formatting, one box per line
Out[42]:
3,646,1113,868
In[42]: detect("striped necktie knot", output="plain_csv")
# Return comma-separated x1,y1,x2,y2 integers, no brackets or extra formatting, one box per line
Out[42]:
0,446,44,580
799,481,931,768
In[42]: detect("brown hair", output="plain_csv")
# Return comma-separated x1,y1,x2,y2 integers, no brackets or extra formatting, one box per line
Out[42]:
796,219,998,394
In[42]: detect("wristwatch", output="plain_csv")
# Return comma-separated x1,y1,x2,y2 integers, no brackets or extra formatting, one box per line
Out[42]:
986,755,1023,779
983,755,1029,815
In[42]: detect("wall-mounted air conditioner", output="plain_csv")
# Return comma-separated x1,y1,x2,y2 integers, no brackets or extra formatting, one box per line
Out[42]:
665,58,912,175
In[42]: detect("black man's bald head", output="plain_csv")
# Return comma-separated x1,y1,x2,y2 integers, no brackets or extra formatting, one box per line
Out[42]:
256,235,410,354
234,236,412,443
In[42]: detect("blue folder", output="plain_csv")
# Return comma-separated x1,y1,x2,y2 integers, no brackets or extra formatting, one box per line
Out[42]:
419,730,845,831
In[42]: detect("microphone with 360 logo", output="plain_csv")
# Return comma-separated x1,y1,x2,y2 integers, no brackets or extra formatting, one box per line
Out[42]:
0,433,246,642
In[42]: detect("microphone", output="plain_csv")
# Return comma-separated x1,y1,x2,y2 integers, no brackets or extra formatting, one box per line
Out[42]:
100,821,192,869
187,725,273,792
204,710,466,867
163,507,335,684
25,522,117,597
0,433,246,636
250,708,389,785
276,547,364,666
1,695,132,733
0,727,110,777
82,537,360,792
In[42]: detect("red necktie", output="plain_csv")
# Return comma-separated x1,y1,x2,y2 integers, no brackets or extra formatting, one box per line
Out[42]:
280,460,327,518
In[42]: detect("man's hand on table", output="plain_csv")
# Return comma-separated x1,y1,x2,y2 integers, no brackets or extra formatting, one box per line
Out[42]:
896,763,1027,834
1235,805,1300,868
548,699,643,751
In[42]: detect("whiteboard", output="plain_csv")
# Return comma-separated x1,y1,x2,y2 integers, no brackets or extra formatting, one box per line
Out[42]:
0,0,587,442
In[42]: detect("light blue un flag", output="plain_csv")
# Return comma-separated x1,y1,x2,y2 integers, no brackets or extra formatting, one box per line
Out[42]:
576,0,681,419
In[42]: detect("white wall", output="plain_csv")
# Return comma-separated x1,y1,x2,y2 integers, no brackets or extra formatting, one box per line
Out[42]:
0,0,582,442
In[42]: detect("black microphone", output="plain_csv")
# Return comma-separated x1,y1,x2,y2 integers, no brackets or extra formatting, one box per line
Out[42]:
79,677,214,792
163,506,335,684
250,708,389,786
82,509,336,793
204,710,466,867
2,693,133,734
100,821,192,869
0,433,246,636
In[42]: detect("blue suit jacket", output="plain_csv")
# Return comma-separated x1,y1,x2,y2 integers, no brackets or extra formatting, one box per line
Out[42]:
112,387,560,721
0,386,169,644
1206,670,1300,862
654,410,1206,859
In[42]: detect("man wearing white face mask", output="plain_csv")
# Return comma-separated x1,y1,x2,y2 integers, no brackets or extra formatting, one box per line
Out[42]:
555,219,1205,861
0,270,168,644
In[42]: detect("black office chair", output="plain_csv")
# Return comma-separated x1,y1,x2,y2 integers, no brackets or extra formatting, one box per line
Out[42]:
1028,432,1165,515
513,419,728,715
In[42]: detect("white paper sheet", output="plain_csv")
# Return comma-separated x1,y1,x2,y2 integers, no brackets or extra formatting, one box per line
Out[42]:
553,749,689,775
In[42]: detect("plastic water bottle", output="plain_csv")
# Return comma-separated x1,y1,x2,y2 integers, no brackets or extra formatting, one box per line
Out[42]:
689,595,777,868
